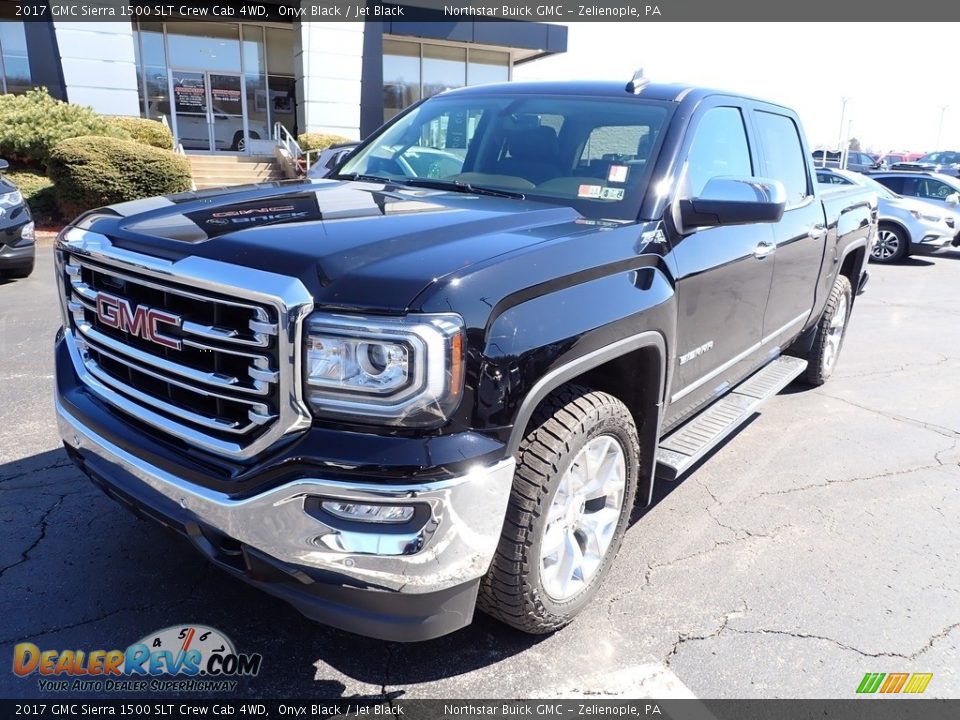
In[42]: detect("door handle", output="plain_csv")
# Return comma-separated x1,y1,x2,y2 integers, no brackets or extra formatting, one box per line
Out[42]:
810,224,827,240
754,240,776,259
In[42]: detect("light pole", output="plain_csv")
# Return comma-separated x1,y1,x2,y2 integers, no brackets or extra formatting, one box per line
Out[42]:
837,97,851,151
935,105,948,151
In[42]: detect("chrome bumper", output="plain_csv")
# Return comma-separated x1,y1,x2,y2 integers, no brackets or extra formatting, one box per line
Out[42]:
56,397,515,594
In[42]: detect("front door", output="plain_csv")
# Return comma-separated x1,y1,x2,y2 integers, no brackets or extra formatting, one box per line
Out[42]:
171,70,247,153
665,104,775,428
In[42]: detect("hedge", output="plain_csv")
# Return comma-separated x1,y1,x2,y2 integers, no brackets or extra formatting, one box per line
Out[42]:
0,88,128,167
4,168,57,223
47,136,192,218
105,116,173,150
298,133,355,152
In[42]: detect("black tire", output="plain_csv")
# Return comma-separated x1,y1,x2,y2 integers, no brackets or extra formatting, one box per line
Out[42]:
477,384,639,634
871,224,908,263
3,260,34,279
799,274,853,386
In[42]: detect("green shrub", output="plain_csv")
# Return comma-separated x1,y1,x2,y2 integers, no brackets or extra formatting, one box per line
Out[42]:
298,133,354,152
47,136,192,218
4,168,58,223
0,88,128,167
105,116,173,149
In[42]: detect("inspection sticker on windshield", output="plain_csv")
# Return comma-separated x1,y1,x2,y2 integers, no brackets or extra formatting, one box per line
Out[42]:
608,165,629,183
578,184,602,198
600,187,625,200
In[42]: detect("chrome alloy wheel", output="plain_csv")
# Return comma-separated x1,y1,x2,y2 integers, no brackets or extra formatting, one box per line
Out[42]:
540,434,627,601
873,229,900,260
823,291,849,372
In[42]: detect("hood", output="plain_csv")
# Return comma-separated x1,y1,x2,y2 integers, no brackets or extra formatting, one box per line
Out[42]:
89,179,589,312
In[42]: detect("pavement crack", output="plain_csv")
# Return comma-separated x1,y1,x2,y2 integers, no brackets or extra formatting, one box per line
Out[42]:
727,621,960,660
0,493,66,580
0,458,73,485
816,392,959,440
664,602,746,667
749,463,943,499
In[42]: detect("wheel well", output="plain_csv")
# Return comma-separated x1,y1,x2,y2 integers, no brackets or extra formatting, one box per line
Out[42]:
839,245,866,290
572,345,663,507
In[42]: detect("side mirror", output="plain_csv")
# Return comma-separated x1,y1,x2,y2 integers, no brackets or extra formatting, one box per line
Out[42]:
678,176,787,230
0,159,8,171
946,193,959,207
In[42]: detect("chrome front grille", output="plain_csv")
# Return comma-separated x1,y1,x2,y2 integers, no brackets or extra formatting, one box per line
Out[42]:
57,228,314,459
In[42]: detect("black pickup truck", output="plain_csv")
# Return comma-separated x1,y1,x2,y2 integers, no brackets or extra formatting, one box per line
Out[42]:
54,80,876,642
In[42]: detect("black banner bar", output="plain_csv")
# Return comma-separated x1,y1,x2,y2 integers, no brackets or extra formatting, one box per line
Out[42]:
4,0,960,22
1,700,959,719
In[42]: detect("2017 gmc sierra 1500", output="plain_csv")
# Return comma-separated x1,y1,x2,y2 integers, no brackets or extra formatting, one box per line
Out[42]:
54,79,876,641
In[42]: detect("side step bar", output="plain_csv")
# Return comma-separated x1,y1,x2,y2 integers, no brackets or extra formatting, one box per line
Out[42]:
656,355,808,481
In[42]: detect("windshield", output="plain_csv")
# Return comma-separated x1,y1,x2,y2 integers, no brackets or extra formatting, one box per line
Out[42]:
919,151,960,165
337,93,673,220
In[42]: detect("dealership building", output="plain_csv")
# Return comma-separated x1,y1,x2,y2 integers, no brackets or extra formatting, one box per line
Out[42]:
1,3,567,153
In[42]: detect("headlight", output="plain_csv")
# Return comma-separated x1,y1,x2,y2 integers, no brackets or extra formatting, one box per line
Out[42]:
304,312,465,426
0,190,22,208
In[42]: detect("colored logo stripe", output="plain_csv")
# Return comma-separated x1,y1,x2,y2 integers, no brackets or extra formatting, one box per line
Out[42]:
857,673,885,693
879,673,909,693
857,672,932,694
903,673,933,694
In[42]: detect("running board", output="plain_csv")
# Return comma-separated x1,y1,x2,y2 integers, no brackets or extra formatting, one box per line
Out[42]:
656,355,808,481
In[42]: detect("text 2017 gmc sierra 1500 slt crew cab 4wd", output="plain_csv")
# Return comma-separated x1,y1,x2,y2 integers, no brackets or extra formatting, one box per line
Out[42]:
53,80,876,641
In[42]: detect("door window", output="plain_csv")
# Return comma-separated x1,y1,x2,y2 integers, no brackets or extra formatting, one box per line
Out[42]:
754,111,811,207
685,107,753,197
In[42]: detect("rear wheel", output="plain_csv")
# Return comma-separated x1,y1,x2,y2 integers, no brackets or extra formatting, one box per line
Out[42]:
477,384,639,634
871,224,908,263
799,274,853,386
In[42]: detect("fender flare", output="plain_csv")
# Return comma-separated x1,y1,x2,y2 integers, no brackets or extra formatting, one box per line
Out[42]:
506,330,668,457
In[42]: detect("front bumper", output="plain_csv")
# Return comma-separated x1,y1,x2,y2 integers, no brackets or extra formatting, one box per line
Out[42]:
57,395,515,641
0,219,35,270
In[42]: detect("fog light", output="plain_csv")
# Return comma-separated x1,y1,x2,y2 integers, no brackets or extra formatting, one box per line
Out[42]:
321,501,414,524
20,221,35,242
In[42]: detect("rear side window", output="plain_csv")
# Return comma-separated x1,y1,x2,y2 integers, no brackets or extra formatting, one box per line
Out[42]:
685,107,753,197
754,111,811,207
876,176,904,194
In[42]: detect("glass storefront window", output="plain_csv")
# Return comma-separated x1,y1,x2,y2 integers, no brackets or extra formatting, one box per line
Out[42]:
383,40,512,122
0,21,31,95
166,22,241,73
267,75,297,136
422,45,466,100
265,27,294,76
467,49,509,86
132,21,296,151
383,40,420,123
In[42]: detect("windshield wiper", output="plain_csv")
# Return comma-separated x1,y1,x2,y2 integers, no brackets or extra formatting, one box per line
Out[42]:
399,178,526,200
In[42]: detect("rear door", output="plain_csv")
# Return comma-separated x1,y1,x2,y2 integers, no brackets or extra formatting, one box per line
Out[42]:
752,108,826,346
666,103,775,426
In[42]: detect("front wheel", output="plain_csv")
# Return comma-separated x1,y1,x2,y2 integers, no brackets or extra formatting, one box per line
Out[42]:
477,384,639,634
871,224,908,263
800,274,853,386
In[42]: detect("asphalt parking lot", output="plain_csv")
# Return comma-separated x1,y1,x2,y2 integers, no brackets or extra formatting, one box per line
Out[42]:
1,243,958,700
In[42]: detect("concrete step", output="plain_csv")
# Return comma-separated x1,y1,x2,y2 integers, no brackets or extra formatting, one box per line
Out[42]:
191,169,284,180
186,154,275,164
194,179,285,190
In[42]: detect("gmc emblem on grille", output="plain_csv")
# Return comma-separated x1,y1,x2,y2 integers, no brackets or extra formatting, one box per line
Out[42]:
95,292,182,351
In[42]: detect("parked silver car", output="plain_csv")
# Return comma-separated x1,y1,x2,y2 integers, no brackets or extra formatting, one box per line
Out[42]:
818,168,960,262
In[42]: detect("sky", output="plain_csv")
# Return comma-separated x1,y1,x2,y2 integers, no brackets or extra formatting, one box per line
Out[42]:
513,22,955,153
